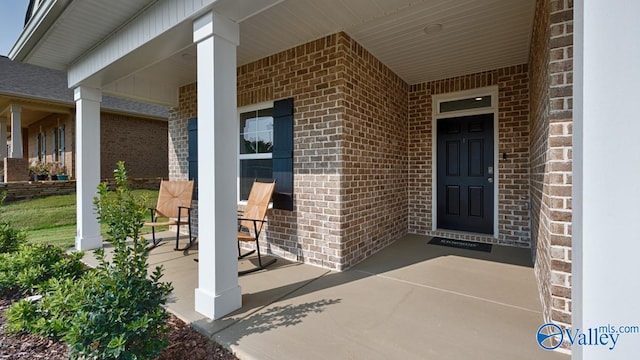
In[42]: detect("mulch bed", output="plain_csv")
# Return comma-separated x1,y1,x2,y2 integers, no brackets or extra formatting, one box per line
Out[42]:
0,292,238,360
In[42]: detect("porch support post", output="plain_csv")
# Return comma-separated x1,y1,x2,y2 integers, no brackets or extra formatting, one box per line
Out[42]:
0,117,7,160
74,86,102,250
574,1,640,358
9,105,22,158
193,11,241,319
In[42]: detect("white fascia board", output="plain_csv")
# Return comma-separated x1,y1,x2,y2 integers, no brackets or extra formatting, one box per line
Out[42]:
67,0,218,88
9,0,71,66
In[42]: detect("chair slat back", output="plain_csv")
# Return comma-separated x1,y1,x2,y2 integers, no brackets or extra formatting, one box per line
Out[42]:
241,181,276,234
155,180,194,219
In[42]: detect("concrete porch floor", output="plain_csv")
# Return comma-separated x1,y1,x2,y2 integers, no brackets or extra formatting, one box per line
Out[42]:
83,232,569,360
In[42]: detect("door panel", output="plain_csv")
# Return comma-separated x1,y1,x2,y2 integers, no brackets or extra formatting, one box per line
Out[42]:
446,141,460,176
446,186,461,216
437,114,494,234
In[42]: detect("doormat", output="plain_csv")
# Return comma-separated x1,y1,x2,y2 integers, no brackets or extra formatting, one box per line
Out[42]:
428,237,492,253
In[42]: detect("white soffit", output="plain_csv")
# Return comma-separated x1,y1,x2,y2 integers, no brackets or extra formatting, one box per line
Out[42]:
25,0,155,71
237,0,535,84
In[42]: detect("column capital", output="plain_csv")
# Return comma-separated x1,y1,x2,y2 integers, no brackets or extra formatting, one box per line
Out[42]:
9,104,22,114
193,11,239,46
74,86,102,103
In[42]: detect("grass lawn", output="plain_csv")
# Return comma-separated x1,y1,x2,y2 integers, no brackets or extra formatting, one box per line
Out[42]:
1,190,165,249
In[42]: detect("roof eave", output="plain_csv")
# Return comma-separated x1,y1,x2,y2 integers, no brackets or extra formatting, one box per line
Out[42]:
8,0,71,68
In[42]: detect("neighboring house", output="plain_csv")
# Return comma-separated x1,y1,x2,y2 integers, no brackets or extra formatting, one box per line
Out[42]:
0,55,169,181
8,1,639,357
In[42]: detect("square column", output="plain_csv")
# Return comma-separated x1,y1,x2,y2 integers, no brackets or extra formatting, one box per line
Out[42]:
574,0,640,358
0,116,7,160
9,105,22,158
193,11,242,320
74,86,102,250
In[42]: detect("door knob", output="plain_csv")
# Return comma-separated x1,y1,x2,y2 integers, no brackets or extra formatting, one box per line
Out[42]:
488,178,493,183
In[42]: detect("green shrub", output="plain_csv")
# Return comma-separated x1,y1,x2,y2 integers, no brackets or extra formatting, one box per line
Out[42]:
0,244,85,295
64,161,172,360
0,191,27,254
0,222,27,254
5,274,99,338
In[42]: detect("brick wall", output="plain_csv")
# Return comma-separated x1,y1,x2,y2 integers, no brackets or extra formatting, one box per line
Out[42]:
339,35,409,267
3,158,29,182
530,0,574,338
27,113,74,176
26,112,168,180
0,178,161,203
237,34,347,269
101,113,168,179
170,33,409,270
408,65,531,247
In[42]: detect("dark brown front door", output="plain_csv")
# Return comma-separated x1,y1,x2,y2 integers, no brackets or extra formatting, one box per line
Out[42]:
437,114,494,234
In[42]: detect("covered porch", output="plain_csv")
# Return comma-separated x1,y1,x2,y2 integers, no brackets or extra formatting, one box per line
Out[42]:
85,232,567,359
11,0,640,357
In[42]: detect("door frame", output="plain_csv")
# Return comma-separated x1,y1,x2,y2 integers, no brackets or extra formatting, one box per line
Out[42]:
431,86,499,237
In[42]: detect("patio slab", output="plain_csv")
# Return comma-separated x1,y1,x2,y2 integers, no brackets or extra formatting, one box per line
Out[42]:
83,232,569,359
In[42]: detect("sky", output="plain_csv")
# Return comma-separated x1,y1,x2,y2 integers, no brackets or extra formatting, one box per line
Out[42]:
0,0,31,56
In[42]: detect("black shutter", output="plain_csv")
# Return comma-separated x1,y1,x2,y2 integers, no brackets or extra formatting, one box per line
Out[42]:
272,98,294,210
187,118,198,200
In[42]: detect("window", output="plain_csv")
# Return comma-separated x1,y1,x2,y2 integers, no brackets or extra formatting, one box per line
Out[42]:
238,107,274,201
58,125,65,168
238,98,294,209
188,98,294,210
439,95,492,113
52,128,58,162
36,131,46,162
50,126,65,167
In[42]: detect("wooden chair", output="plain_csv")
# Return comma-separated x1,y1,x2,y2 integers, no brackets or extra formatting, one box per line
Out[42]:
145,180,195,250
238,180,277,275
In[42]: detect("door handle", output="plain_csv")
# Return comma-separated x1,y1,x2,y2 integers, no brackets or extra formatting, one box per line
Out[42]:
488,178,493,183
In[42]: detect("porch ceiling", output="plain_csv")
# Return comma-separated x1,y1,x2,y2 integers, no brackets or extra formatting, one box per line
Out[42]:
11,0,534,104
237,0,535,84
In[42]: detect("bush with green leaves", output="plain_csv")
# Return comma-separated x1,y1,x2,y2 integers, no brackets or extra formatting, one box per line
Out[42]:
0,222,27,254
0,244,85,295
0,191,27,254
63,161,173,360
5,273,100,338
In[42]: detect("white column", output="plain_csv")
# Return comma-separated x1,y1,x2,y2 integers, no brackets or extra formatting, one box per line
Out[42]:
193,11,242,319
9,105,22,158
574,1,640,359
0,116,7,160
74,86,102,250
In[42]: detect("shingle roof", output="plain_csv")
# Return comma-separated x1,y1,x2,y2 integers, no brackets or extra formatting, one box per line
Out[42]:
0,55,168,119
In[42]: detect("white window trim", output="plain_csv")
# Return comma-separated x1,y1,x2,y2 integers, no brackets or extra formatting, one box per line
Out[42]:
237,101,274,204
431,85,500,238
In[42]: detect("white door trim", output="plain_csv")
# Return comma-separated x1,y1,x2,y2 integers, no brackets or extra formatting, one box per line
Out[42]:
431,85,499,238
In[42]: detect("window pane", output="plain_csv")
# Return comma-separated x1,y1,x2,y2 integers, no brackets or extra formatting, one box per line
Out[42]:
240,112,257,133
440,96,491,113
240,159,273,201
255,131,273,153
240,109,273,154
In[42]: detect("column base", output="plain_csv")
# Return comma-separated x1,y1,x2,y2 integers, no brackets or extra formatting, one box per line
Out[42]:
195,285,242,320
75,235,102,251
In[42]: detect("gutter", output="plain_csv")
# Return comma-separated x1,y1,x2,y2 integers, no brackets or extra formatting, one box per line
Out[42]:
8,0,72,64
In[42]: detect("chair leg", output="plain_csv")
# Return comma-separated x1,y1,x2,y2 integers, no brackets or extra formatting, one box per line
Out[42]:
174,225,195,251
238,238,277,276
174,222,181,250
238,240,256,259
150,226,159,247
